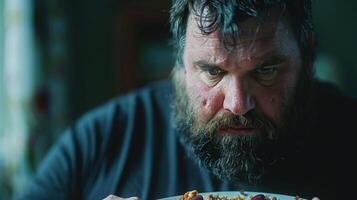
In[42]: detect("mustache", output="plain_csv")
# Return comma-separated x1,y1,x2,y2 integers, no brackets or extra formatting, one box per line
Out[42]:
208,111,264,128
202,110,276,138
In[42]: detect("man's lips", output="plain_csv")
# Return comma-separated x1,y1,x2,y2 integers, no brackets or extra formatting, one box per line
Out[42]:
219,125,255,135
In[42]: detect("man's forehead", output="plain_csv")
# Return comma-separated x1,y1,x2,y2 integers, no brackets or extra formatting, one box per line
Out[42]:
186,8,287,46
184,9,297,67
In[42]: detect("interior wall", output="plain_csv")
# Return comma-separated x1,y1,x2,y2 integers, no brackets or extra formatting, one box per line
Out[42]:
313,0,357,96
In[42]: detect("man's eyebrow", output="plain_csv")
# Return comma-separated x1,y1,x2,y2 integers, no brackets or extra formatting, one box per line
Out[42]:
193,60,220,69
256,55,286,67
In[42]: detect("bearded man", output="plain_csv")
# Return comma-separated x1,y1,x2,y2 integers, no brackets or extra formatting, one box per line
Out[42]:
19,0,356,200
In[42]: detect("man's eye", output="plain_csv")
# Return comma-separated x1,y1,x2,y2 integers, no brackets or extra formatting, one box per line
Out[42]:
197,66,225,86
252,65,279,83
255,67,276,75
206,67,223,77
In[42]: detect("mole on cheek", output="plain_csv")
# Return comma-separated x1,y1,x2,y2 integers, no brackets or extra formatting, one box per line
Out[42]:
202,99,207,106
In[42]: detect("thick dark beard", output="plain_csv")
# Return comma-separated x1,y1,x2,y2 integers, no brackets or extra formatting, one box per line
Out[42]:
171,65,313,184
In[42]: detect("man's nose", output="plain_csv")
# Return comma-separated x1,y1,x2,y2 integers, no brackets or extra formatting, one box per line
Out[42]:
223,78,255,115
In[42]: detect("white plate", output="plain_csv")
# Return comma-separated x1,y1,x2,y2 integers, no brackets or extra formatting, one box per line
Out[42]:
158,191,305,200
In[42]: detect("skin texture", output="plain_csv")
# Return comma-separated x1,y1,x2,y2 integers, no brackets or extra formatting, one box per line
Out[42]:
181,12,302,132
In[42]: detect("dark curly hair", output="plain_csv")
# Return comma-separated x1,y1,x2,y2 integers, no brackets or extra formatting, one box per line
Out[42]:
169,0,315,67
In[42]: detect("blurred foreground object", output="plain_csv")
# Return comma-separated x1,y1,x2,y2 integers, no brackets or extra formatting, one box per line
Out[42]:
0,0,36,199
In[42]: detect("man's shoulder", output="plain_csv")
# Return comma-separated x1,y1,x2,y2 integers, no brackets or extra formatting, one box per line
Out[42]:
71,79,173,143
311,80,356,154
79,79,172,123
65,79,174,169
313,81,356,129
309,81,357,195
310,81,356,148
314,80,357,115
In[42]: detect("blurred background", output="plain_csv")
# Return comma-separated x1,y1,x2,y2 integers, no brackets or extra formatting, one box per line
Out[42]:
0,0,356,199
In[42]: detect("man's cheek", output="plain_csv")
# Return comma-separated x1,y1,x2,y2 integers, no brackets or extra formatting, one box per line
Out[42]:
186,87,211,121
186,79,222,122
186,73,208,104
254,92,283,124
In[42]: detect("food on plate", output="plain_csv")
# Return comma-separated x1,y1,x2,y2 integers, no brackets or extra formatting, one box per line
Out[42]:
180,190,290,200
180,190,203,200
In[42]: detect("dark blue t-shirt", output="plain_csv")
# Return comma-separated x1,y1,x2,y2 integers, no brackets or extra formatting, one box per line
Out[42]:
18,80,357,200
